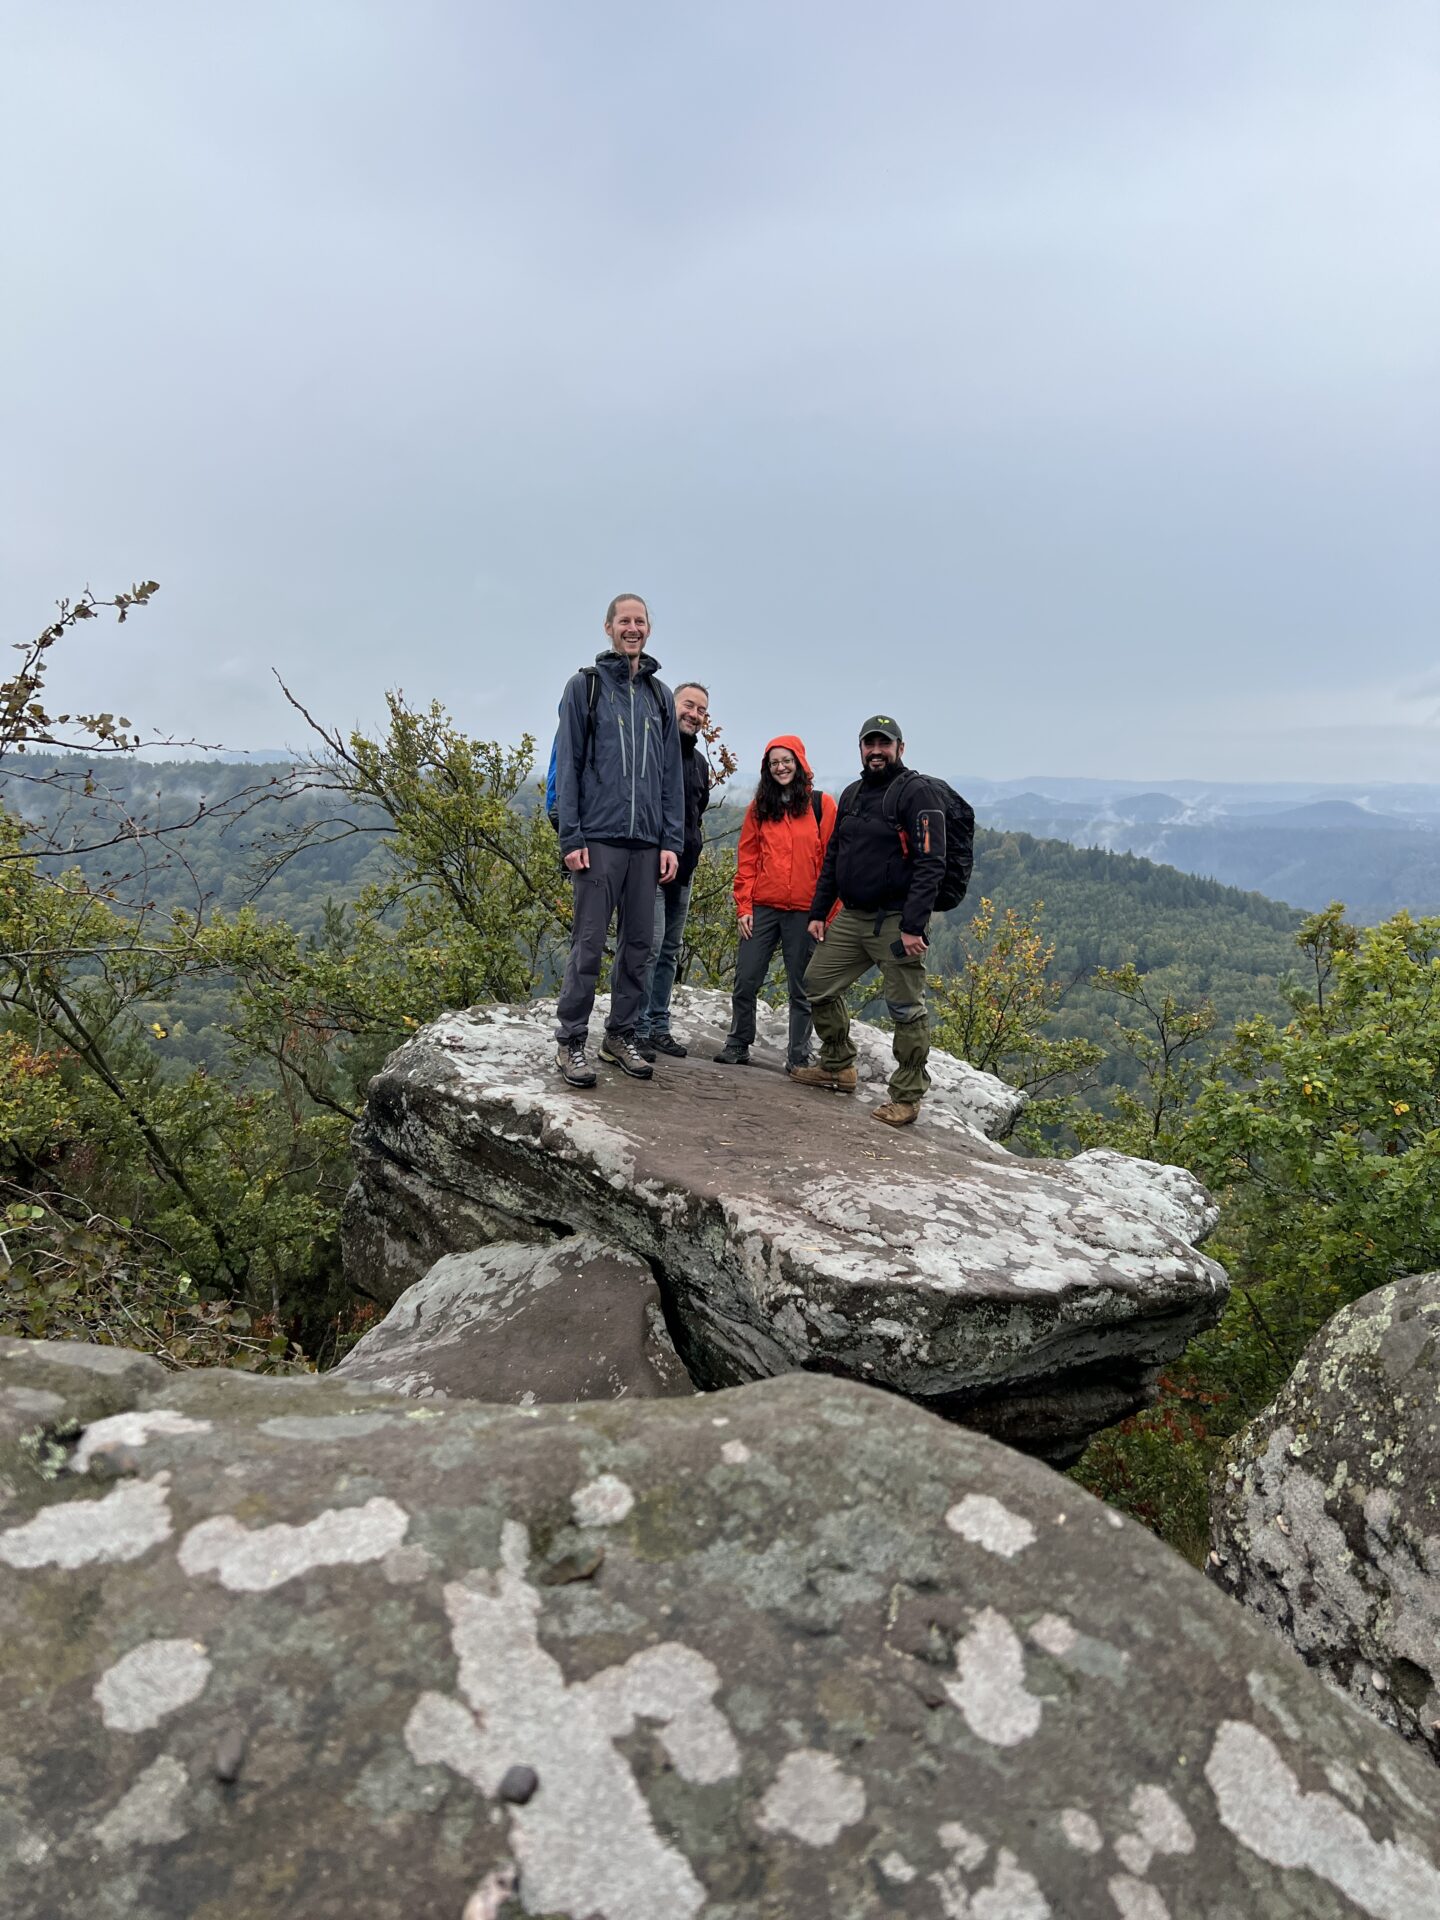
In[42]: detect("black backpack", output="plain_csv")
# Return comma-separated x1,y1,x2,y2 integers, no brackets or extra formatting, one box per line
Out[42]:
839,770,975,912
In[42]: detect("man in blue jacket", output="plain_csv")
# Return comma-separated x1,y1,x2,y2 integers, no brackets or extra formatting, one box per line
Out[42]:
553,593,685,1087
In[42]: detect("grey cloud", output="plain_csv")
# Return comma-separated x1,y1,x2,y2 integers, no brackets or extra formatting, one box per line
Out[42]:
1,0,1436,785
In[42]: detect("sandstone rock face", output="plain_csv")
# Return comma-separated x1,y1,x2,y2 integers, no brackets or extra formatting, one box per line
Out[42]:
334,1237,693,1404
342,991,1227,1462
4,1336,1440,1920
1210,1271,1440,1765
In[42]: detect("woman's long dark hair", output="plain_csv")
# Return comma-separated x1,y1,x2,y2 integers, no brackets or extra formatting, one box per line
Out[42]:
751,751,814,824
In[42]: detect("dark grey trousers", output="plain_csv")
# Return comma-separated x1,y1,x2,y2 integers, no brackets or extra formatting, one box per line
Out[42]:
555,843,661,1045
724,904,817,1067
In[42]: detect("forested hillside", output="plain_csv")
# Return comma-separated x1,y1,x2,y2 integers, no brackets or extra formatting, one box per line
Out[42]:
11,760,1304,1081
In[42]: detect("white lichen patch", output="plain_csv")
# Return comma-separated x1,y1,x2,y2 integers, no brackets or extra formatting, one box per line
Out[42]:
945,1608,1043,1747
757,1748,866,1847
1116,1784,1194,1874
1061,1808,1103,1853
878,1850,917,1883
1108,1876,1171,1920
405,1520,737,1920
0,1474,172,1570
93,1754,190,1853
71,1410,211,1473
791,1153,1220,1308
571,1473,635,1527
945,1493,1036,1558
930,1838,1051,1919
1205,1719,1440,1918
720,1440,752,1466
1060,1149,1219,1245
95,1638,211,1732
937,1821,988,1871
1029,1614,1078,1658
178,1494,409,1590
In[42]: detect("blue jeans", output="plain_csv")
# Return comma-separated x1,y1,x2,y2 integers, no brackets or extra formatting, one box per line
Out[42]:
637,880,692,1039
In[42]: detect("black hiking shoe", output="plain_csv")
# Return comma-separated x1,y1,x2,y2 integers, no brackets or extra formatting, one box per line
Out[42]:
633,1035,658,1062
598,1034,654,1080
650,1033,687,1058
556,1043,597,1088
713,1042,751,1066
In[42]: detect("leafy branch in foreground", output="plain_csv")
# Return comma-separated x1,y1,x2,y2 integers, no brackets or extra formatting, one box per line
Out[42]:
929,897,1104,1141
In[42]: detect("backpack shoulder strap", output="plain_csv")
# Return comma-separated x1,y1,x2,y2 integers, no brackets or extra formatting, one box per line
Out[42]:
838,779,862,817
882,767,929,824
578,666,601,768
811,792,824,829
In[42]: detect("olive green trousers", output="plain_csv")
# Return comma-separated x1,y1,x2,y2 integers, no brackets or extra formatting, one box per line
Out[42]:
803,906,931,1105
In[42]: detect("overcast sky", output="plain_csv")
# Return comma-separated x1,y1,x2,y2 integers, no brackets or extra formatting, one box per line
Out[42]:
3,1,1437,787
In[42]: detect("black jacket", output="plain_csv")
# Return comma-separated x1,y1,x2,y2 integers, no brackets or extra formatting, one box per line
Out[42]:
809,760,946,935
674,731,712,887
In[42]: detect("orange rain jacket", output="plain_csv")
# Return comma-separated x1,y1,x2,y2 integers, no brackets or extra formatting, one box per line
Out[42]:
733,736,839,917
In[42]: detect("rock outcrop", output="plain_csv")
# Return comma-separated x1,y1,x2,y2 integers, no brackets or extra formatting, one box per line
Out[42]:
335,1237,693,1404
342,990,1227,1462
5,1334,1440,1919
1210,1271,1440,1764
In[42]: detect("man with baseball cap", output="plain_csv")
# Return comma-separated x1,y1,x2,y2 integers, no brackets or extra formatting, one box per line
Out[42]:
793,715,946,1126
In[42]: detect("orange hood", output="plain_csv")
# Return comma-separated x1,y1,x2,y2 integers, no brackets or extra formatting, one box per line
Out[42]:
764,734,813,778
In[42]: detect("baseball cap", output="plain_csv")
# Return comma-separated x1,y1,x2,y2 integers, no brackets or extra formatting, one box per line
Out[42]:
858,714,902,742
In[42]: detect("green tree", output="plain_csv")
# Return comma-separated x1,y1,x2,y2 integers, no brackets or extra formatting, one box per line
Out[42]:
929,898,1104,1142
1076,904,1440,1560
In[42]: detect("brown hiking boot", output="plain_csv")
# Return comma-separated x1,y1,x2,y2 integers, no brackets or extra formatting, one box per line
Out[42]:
788,1064,858,1093
871,1100,920,1128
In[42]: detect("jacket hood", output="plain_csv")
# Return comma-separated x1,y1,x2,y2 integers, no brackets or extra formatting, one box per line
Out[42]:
764,734,813,778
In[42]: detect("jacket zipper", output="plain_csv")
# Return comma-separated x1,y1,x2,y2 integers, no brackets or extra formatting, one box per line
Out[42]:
628,680,637,836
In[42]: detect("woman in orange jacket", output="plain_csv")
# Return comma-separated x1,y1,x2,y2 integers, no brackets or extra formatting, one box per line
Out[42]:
714,735,838,1072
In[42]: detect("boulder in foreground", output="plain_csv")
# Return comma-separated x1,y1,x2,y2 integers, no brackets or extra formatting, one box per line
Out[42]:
3,1335,1440,1918
1211,1270,1440,1766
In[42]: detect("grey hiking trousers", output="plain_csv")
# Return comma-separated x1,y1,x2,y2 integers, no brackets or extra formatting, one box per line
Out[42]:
555,842,661,1045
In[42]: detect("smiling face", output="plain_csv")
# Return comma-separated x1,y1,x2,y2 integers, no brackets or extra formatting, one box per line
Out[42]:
675,685,709,736
861,731,901,772
767,747,799,786
605,597,650,661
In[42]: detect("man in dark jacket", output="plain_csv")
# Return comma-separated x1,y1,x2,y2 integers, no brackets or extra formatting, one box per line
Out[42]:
795,714,945,1127
553,594,684,1087
635,681,711,1059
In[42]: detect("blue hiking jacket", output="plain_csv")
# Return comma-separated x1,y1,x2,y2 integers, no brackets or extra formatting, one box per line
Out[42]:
553,650,684,858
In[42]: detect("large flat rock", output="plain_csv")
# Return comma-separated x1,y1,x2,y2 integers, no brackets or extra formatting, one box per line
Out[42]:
1210,1271,1440,1765
343,992,1227,1461
4,1334,1440,1919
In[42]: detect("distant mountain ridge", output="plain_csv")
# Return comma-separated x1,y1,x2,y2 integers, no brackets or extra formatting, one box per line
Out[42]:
930,776,1440,920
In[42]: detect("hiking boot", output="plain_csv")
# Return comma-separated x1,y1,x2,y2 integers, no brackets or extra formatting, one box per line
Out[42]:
788,1063,858,1093
556,1043,597,1089
871,1100,920,1128
713,1043,751,1066
598,1034,654,1080
785,1057,815,1077
633,1035,658,1063
650,1033,687,1058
